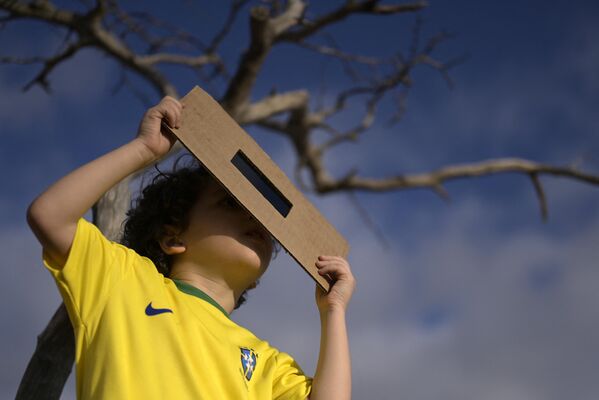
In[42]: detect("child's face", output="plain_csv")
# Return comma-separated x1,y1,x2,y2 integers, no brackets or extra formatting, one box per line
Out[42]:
175,179,274,288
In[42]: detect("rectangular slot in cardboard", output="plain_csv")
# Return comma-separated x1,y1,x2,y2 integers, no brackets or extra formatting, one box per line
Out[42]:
231,150,292,217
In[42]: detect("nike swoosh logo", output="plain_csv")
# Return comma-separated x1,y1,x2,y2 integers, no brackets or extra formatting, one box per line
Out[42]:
145,302,173,316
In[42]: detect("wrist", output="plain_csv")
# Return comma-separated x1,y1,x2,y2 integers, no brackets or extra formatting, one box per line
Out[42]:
319,304,347,320
130,138,161,165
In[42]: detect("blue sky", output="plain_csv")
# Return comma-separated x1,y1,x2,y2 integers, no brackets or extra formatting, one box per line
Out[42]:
1,1,599,399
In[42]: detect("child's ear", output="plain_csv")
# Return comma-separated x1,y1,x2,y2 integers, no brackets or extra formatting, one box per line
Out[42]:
159,225,186,255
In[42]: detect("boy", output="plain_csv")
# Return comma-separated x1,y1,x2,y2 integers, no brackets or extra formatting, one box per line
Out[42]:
27,96,355,399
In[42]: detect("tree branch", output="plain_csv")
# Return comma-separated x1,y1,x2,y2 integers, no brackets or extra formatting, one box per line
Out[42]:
277,0,427,42
139,52,220,67
0,0,76,26
207,0,251,53
221,0,307,115
108,8,208,53
220,5,272,113
315,92,381,154
26,40,89,92
312,158,599,199
296,40,384,65
530,172,548,221
238,90,308,124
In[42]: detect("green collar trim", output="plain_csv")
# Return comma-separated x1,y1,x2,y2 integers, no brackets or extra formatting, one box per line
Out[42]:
172,279,230,318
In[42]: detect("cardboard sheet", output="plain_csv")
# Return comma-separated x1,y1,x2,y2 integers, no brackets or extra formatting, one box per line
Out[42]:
162,86,349,291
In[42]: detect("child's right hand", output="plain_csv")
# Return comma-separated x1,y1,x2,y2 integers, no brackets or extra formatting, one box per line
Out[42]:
136,96,183,159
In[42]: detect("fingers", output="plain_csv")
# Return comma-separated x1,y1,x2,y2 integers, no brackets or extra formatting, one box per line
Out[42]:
314,256,356,312
154,96,184,129
315,256,353,280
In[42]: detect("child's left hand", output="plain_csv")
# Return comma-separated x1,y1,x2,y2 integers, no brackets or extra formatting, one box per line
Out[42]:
315,256,356,313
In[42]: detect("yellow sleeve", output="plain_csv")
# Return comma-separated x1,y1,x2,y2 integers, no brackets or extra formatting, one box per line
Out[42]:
43,218,136,334
272,351,313,400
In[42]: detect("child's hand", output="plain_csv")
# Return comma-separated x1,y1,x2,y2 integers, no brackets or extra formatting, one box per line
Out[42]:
315,256,356,313
136,96,183,159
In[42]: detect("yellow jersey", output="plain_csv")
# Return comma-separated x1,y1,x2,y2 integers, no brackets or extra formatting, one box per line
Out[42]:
43,218,312,399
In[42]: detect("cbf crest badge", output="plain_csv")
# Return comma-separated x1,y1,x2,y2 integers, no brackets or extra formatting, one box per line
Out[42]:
240,347,258,381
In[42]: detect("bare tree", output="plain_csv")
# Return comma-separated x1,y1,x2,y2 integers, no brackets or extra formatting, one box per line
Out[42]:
2,1,597,398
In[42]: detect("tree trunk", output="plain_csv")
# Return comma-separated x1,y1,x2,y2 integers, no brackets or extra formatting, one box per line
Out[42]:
15,304,74,400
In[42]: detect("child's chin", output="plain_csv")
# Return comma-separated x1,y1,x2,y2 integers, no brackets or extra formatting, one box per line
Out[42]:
217,245,260,269
239,249,268,271
238,239,271,266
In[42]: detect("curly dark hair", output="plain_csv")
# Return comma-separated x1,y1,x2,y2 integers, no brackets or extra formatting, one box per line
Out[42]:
121,154,260,309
